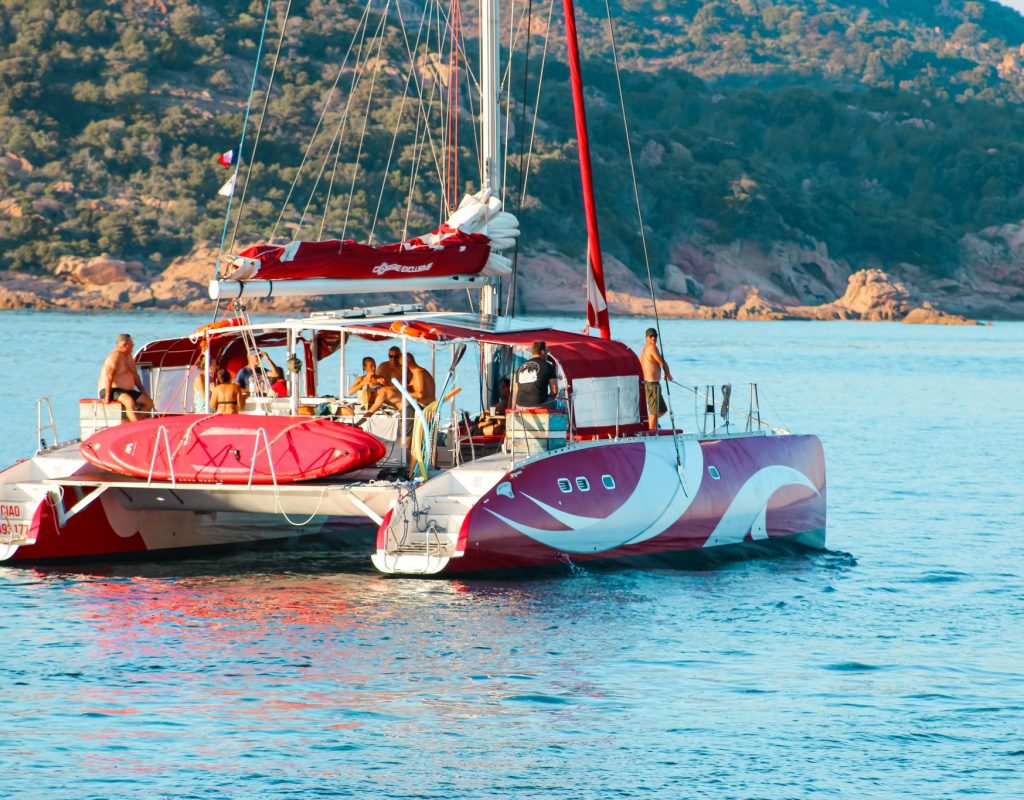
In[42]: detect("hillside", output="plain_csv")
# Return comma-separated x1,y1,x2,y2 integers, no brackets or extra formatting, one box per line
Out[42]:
1,0,1023,319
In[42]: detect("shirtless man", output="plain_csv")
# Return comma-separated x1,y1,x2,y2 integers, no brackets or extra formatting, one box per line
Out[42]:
404,353,436,407
376,346,403,385
640,328,672,431
97,333,154,422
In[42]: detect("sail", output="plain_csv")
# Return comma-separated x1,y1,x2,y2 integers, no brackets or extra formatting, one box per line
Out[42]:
229,228,492,283
214,190,519,299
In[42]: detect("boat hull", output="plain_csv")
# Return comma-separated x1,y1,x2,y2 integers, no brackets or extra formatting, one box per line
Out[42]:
375,433,826,574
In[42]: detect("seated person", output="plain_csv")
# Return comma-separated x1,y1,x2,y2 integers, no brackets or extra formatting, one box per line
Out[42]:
97,333,154,422
236,350,281,396
210,369,246,414
348,357,385,408
376,346,403,385
513,341,559,409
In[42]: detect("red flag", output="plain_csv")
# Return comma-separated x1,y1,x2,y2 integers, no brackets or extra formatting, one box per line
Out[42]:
217,149,237,168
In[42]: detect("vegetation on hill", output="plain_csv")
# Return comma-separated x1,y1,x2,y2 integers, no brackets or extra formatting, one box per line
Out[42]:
1,0,1023,284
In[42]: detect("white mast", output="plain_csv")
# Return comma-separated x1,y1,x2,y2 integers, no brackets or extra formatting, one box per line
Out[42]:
479,0,500,316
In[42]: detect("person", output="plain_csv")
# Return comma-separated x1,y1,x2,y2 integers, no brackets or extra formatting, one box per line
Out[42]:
404,353,436,407
268,367,288,398
235,350,280,396
494,377,511,415
513,341,558,408
348,357,385,408
376,346,404,386
97,333,154,422
192,364,218,412
640,327,672,430
210,369,246,414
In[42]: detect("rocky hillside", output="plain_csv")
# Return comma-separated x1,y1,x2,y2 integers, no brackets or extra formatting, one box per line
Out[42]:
1,0,1023,320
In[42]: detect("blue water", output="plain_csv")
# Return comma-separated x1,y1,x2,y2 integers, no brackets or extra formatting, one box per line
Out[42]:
1,311,1022,798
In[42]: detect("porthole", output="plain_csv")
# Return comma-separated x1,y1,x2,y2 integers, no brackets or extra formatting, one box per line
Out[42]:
708,466,721,480
557,478,573,493
601,474,616,490
575,477,591,492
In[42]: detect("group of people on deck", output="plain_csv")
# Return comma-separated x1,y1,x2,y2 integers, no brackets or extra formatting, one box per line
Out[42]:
348,346,436,419
98,328,674,429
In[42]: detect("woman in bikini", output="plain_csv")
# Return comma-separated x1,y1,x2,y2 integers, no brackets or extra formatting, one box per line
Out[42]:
209,369,246,414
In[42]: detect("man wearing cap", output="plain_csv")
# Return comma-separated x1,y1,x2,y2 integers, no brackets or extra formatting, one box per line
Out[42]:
640,328,672,430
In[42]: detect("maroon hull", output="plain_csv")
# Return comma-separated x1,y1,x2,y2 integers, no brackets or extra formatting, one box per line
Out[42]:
442,434,825,573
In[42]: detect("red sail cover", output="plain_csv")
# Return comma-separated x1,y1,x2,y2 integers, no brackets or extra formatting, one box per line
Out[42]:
234,227,491,282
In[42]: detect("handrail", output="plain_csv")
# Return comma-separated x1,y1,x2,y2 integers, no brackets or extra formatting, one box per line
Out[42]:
247,426,279,488
147,425,177,486
36,397,59,452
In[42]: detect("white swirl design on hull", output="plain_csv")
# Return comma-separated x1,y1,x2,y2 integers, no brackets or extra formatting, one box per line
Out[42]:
484,440,703,553
702,465,819,548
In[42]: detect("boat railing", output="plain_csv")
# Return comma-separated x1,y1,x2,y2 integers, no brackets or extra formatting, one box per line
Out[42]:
687,382,790,436
247,426,279,489
36,397,59,452
147,425,178,486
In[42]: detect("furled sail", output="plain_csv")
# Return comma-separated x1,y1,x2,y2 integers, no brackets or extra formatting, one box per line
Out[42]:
223,190,518,286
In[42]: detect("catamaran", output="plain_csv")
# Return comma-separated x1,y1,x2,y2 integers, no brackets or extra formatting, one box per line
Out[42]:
0,1,825,573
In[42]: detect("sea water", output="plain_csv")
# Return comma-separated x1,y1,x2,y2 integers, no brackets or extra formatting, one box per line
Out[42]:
0,311,1021,799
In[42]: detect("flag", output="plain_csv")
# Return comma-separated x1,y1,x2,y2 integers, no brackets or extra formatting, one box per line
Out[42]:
218,174,236,197
217,149,237,168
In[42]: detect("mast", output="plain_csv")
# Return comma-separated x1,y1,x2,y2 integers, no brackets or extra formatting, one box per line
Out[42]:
479,0,500,317
562,0,611,339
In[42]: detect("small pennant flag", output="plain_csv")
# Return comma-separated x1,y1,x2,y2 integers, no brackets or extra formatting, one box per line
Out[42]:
217,174,236,197
217,148,237,168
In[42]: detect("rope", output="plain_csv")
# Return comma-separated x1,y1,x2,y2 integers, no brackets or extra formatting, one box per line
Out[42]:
214,0,275,279
226,0,293,259
272,0,376,242
342,4,391,242
601,0,682,469
369,1,431,243
506,0,553,316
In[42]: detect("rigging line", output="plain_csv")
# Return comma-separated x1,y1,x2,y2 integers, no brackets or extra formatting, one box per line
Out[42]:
506,0,553,316
505,0,534,317
299,8,379,240
517,0,555,203
281,0,376,240
215,0,274,280
392,0,449,215
272,0,375,241
603,0,682,469
227,0,293,258
369,0,431,242
342,2,392,243
402,82,428,240
501,0,530,206
318,10,380,241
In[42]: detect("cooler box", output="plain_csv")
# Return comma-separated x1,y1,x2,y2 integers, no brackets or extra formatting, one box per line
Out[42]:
80,399,126,439
505,408,568,455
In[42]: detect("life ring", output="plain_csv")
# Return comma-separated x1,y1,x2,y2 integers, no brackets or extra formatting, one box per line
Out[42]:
190,317,247,348
390,320,443,341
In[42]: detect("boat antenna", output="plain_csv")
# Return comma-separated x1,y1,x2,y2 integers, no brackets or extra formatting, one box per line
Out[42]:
562,0,610,339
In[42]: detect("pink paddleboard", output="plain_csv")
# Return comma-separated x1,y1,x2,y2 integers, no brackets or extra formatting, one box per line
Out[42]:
80,414,387,484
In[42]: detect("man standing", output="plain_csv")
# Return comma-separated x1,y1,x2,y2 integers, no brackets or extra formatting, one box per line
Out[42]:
640,328,672,430
404,353,436,407
97,333,154,422
514,341,558,408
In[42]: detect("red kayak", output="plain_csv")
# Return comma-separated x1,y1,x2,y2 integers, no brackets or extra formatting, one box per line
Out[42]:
80,414,387,484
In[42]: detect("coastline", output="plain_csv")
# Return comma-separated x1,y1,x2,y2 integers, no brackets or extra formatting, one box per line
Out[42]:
2,236,1021,325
